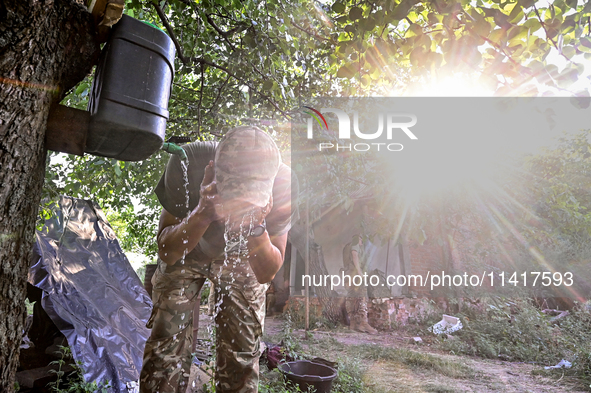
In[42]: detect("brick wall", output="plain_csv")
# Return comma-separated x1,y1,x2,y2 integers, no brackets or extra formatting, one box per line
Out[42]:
407,243,445,297
367,297,434,331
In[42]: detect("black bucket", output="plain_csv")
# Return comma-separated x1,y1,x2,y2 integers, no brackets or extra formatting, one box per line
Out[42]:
87,15,175,161
278,360,337,393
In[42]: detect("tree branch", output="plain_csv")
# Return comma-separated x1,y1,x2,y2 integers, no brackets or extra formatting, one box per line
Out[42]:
291,20,331,42
197,63,204,136
533,5,572,63
193,57,289,118
152,1,289,119
204,13,237,50
151,1,191,65
204,75,231,118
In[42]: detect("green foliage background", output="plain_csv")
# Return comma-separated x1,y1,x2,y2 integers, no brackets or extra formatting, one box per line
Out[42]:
45,0,591,262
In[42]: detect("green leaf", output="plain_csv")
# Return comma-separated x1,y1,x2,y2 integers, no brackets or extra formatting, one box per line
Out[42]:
518,0,536,8
332,2,346,14
523,18,542,33
509,5,524,24
556,66,580,88
528,59,544,72
361,74,371,87
75,83,87,95
349,6,363,21
473,17,492,37
564,0,578,10
489,28,506,45
561,45,576,60
409,47,426,67
360,18,376,31
409,23,423,37
336,64,355,79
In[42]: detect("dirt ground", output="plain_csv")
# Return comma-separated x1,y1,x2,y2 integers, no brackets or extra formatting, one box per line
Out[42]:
186,311,587,393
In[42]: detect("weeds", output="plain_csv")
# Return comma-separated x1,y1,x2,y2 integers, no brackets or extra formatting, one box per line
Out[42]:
330,356,366,392
436,298,591,388
280,314,303,360
47,346,110,393
283,299,339,330
203,324,217,393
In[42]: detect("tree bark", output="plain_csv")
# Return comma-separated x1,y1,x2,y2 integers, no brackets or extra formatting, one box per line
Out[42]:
0,1,99,390
289,224,343,323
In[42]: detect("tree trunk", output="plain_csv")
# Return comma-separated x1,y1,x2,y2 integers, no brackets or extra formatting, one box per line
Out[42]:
289,224,343,323
0,1,99,390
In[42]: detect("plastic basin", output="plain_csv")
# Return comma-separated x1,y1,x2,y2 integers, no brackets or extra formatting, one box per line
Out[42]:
278,360,337,393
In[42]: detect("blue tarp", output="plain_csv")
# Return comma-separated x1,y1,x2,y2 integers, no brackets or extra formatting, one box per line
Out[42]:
29,196,152,392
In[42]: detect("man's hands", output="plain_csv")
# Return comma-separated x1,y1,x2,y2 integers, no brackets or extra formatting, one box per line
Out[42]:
195,160,222,224
157,160,287,284
195,160,273,231
157,161,221,265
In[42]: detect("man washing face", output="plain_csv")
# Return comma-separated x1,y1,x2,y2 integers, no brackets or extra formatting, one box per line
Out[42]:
140,126,296,393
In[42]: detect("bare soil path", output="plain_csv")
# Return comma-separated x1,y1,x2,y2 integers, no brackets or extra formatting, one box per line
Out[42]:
187,313,585,392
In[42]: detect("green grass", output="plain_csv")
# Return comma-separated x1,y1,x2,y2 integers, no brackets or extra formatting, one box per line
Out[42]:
263,298,591,391
350,344,479,380
422,383,459,393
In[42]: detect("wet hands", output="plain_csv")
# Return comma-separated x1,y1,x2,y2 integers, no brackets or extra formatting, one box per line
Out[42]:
195,160,273,233
224,197,273,235
195,160,222,223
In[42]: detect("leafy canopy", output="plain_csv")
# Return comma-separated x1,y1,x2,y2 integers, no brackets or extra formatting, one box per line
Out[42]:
46,0,591,257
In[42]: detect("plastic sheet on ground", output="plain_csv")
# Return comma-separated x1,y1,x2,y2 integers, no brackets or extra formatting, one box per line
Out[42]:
29,196,153,393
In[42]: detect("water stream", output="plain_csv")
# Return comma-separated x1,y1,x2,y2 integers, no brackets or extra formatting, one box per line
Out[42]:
169,160,262,388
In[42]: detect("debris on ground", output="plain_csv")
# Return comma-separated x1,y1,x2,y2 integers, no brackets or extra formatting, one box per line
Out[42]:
429,314,463,335
544,359,572,370
262,343,294,370
542,309,570,325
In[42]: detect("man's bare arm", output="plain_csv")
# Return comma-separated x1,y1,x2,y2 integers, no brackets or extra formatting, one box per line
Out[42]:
157,208,214,265
157,161,220,265
246,232,288,284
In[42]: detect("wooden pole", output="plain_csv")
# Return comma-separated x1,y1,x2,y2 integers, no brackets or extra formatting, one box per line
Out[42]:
45,104,89,156
305,184,310,332
385,238,391,277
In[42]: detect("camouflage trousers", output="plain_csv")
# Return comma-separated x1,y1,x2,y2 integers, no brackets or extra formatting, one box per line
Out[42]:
140,255,268,393
345,273,369,323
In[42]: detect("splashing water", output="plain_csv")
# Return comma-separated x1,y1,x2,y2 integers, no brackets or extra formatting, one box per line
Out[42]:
206,207,260,354
179,159,191,266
